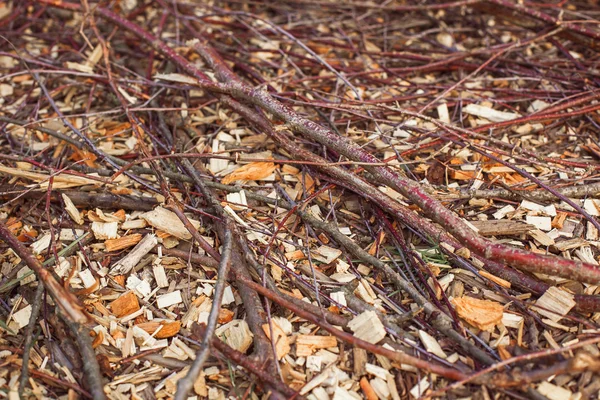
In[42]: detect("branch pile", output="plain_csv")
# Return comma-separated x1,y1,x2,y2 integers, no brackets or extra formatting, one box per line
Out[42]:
1,0,600,399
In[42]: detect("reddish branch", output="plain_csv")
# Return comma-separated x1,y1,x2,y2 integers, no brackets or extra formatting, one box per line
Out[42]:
49,0,600,285
0,223,88,324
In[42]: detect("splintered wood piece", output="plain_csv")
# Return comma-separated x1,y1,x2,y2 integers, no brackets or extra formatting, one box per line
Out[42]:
110,234,157,275
418,330,447,359
62,193,83,224
347,311,386,344
296,335,337,357
462,104,519,122
221,161,277,184
528,229,555,247
537,381,574,400
135,320,181,338
156,290,182,309
91,221,118,240
262,321,290,360
153,264,169,288
469,220,535,236
479,270,511,289
141,206,201,240
215,320,254,353
360,377,379,400
353,347,368,377
104,233,142,252
533,286,576,322
553,237,587,252
0,165,102,188
110,291,140,317
452,296,503,332
314,245,342,263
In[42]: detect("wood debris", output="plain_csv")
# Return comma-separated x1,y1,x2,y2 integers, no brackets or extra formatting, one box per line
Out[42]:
141,206,201,240
452,296,504,332
347,311,386,344
533,287,576,322
1,2,599,398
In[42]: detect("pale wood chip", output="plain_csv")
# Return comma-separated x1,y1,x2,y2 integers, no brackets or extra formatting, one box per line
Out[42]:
533,286,576,322
418,330,447,359
91,221,118,240
141,206,201,240
110,234,157,275
62,193,83,224
347,310,386,344
296,335,337,357
215,320,254,353
470,220,535,236
262,321,290,360
463,104,519,122
156,290,182,308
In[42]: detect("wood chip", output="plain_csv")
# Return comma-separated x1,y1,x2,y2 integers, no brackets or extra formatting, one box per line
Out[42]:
62,193,83,224
360,377,379,400
452,296,503,331
91,221,118,240
12,305,32,330
525,215,552,231
104,233,142,252
296,335,337,357
479,270,511,288
262,321,290,360
110,234,157,275
418,330,447,359
135,320,181,338
110,291,140,317
215,320,254,353
470,220,535,236
463,104,519,122
156,290,182,308
533,286,576,322
537,381,574,400
0,165,102,188
347,311,386,344
222,161,277,184
141,206,201,240
528,229,555,246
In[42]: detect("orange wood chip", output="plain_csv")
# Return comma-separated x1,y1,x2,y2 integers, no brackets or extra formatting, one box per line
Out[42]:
262,321,290,360
109,291,140,318
360,377,379,400
135,320,181,338
104,233,142,252
452,296,503,332
222,161,277,184
218,308,235,324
